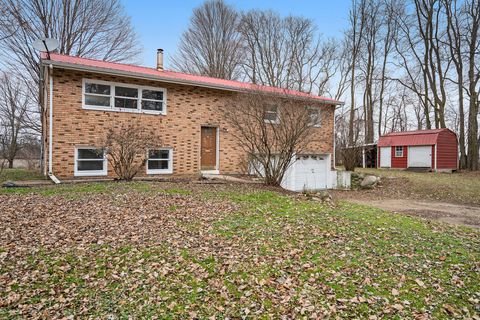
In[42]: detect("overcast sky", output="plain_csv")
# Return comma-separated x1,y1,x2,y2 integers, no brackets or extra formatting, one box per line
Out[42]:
122,0,351,69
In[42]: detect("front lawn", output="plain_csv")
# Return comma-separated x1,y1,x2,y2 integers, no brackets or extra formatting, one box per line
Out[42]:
0,182,478,318
356,168,480,205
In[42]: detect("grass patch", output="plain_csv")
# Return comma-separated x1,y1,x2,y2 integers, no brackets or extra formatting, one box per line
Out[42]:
358,168,480,205
0,185,478,318
0,168,45,183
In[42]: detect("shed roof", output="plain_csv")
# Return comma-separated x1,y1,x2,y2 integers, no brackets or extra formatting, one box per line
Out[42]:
378,128,453,147
40,53,343,105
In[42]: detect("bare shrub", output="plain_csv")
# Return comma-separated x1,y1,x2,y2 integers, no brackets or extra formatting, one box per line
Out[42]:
341,146,363,172
100,123,162,181
222,91,317,186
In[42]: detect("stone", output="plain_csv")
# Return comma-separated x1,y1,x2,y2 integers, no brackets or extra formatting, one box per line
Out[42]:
360,175,379,188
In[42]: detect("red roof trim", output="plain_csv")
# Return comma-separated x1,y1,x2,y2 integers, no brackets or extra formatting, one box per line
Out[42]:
378,129,454,147
41,52,343,105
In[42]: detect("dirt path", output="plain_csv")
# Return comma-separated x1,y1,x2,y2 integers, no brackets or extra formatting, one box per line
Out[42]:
347,198,480,228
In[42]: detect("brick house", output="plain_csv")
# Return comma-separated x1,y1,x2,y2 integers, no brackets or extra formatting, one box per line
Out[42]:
40,50,343,186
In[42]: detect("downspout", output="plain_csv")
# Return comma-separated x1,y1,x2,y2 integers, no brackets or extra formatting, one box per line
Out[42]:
47,64,60,184
332,105,336,170
434,144,437,172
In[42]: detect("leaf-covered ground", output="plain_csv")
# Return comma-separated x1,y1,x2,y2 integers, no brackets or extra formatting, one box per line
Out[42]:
0,182,479,319
346,168,480,206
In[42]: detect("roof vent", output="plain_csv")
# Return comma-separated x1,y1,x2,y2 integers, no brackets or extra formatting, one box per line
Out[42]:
156,48,164,71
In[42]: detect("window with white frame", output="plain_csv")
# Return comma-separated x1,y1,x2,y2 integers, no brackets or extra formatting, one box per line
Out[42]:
146,149,173,174
84,83,111,107
114,86,138,109
74,147,107,176
307,107,321,127
264,105,279,123
395,146,403,157
83,79,166,114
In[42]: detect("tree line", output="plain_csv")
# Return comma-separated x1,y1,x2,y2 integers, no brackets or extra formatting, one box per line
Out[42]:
172,0,480,170
0,0,478,171
0,0,141,167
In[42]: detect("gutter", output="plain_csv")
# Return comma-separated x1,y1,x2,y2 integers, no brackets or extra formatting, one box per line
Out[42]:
40,60,345,106
47,64,60,184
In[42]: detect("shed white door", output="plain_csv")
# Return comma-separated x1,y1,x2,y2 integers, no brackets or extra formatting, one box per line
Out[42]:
408,146,431,167
380,147,391,168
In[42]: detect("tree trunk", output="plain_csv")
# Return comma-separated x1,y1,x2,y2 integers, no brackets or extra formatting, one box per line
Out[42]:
348,67,356,146
458,80,467,169
8,159,13,168
467,94,479,171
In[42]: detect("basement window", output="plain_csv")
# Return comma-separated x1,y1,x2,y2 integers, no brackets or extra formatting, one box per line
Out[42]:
82,79,166,115
395,146,404,157
74,147,107,176
146,148,173,174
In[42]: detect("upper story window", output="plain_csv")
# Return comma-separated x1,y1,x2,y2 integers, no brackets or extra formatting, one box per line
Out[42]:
395,146,404,157
264,105,279,124
307,107,321,127
83,79,166,115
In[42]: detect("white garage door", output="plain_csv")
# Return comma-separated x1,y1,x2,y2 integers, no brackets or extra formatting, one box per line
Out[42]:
408,146,432,167
380,147,391,168
295,156,329,190
282,155,329,191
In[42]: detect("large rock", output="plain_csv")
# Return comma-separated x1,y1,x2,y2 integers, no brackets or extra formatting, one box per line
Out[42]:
360,175,379,188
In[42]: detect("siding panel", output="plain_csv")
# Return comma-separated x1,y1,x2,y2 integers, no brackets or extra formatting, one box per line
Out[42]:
436,130,458,169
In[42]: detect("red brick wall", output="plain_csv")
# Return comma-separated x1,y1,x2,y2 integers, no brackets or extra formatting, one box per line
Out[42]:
44,68,335,179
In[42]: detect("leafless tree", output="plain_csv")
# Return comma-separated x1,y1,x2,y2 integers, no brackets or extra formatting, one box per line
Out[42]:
238,11,338,95
463,0,480,170
346,0,367,145
222,91,317,186
0,72,31,168
358,0,381,144
99,123,162,181
331,40,353,102
0,0,141,130
392,0,451,129
171,0,243,80
444,0,467,168
377,0,398,138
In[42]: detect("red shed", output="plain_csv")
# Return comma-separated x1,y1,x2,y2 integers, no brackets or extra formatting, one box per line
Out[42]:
377,129,458,171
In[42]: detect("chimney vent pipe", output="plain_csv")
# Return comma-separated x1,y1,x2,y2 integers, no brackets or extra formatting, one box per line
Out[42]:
156,48,164,71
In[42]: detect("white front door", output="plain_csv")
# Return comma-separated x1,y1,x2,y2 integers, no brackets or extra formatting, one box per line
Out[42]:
408,146,432,167
380,147,391,168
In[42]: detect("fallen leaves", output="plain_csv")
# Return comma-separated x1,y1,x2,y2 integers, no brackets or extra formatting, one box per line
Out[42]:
415,278,426,288
0,182,478,319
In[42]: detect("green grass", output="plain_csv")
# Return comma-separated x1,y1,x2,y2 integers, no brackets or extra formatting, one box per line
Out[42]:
358,168,480,205
0,168,45,183
0,185,478,318
0,181,193,198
